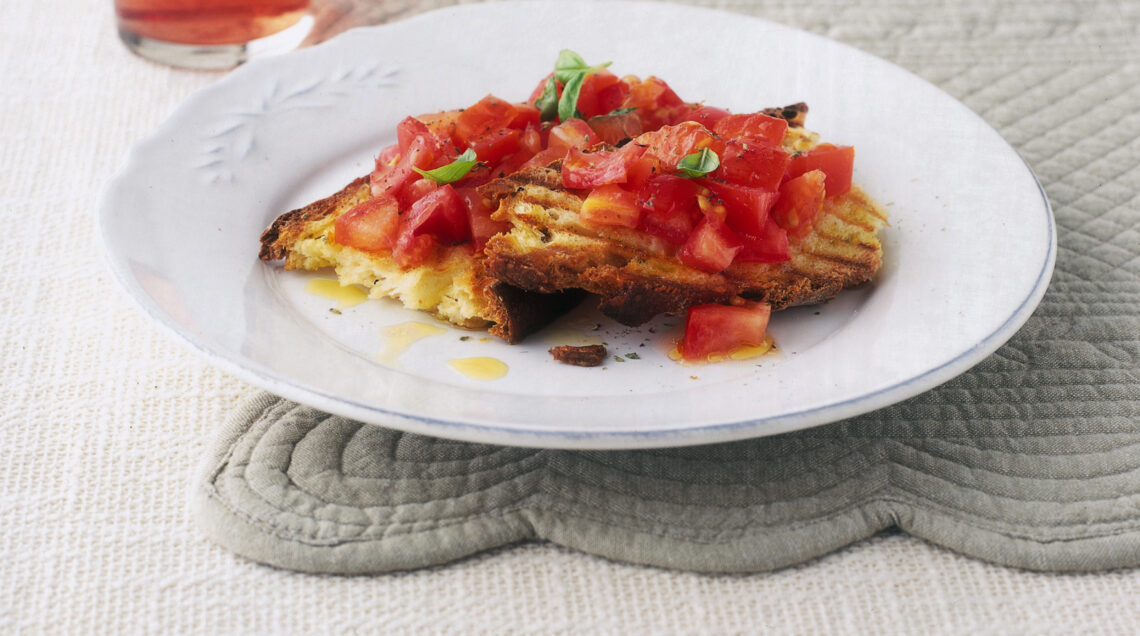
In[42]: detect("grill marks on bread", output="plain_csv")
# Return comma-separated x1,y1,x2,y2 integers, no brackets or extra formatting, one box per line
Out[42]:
481,167,886,326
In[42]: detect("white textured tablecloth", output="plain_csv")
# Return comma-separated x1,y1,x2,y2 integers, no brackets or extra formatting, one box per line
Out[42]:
2,0,1139,633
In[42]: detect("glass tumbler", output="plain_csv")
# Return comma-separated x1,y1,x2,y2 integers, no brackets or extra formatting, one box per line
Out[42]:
115,0,313,69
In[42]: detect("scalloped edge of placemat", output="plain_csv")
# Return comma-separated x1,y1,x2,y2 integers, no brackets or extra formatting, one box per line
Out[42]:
190,393,1140,574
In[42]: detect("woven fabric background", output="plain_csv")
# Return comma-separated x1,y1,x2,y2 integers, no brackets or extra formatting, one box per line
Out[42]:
2,0,1138,632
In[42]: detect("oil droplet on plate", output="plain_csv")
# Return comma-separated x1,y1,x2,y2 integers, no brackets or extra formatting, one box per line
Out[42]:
306,278,368,308
448,356,509,381
377,321,448,366
668,335,775,364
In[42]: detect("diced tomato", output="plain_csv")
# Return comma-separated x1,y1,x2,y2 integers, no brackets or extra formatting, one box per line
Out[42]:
391,233,436,269
699,180,780,236
635,121,720,167
509,104,541,130
678,217,742,272
519,127,543,155
594,78,631,116
398,185,471,246
677,301,771,361
576,70,624,119
397,116,431,155
484,149,531,181
392,185,471,268
370,162,415,199
635,174,699,244
455,187,508,251
588,111,643,145
416,110,461,145
376,143,400,166
373,120,454,199
734,219,790,263
717,139,789,191
548,118,598,151
455,95,518,146
396,117,453,167
396,176,438,210
333,195,400,252
713,113,788,147
519,146,568,170
624,76,685,110
787,144,854,198
673,105,730,129
770,169,826,239
625,153,668,191
467,127,521,164
580,184,641,228
561,145,643,189
622,76,687,129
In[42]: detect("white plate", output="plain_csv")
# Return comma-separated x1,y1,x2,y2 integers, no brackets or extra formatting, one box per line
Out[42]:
99,0,1054,449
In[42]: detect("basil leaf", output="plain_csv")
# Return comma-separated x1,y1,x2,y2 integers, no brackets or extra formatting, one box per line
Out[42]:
604,107,638,116
413,148,479,184
553,49,611,83
676,148,720,178
558,71,585,122
535,75,559,122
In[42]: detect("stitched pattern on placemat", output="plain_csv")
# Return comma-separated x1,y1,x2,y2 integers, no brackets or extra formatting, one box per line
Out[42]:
196,394,1140,572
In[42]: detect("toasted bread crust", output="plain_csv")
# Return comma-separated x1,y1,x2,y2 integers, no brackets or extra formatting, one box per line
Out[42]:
259,176,371,264
761,102,809,128
257,175,581,343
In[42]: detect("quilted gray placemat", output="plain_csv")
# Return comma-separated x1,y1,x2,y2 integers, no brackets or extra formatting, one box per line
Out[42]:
194,383,1140,574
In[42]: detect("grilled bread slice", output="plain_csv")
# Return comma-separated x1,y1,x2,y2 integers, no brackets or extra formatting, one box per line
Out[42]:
258,176,581,343
480,119,887,326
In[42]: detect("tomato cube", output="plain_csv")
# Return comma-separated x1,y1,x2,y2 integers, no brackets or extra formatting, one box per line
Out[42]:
679,217,743,272
415,110,461,145
593,77,631,116
625,153,668,191
677,301,772,361
399,184,471,245
635,175,699,244
587,111,643,146
734,219,791,263
370,162,415,199
548,118,598,151
562,145,643,189
454,187,508,251
717,139,790,191
634,121,719,166
395,176,438,210
787,144,854,198
333,195,400,252
508,104,541,130
713,113,789,147
673,105,731,129
575,70,624,119
467,127,521,164
700,180,780,237
770,169,826,239
455,95,518,145
580,184,641,228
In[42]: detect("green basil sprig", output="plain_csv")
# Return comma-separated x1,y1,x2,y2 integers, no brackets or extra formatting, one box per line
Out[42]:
553,49,611,83
534,76,559,121
676,148,720,178
536,49,612,122
557,72,587,122
413,148,479,184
